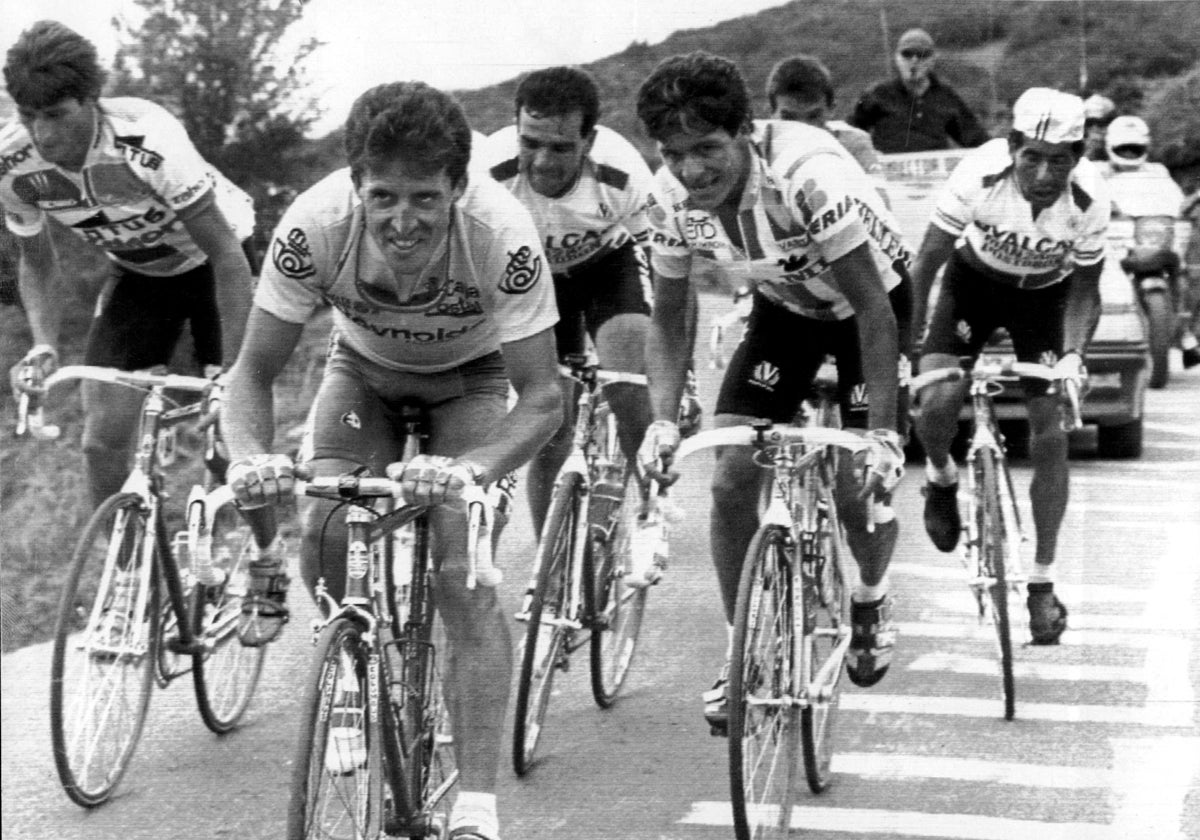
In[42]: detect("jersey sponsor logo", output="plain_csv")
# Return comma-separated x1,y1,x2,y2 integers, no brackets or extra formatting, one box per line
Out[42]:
168,179,208,208
543,228,619,265
956,320,972,344
114,135,163,171
341,411,362,430
88,162,155,206
972,221,1071,270
273,227,317,279
685,214,719,241
749,360,781,390
12,169,87,210
0,142,35,178
803,194,853,236
853,199,912,268
848,383,869,410
498,245,542,294
598,201,611,219
76,205,180,251
794,179,830,224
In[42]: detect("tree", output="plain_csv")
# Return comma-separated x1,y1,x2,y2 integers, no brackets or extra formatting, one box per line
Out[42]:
109,0,322,177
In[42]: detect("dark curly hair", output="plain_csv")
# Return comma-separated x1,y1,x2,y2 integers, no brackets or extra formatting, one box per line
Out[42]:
636,51,751,142
514,66,600,136
4,20,106,109
765,56,835,110
344,82,472,187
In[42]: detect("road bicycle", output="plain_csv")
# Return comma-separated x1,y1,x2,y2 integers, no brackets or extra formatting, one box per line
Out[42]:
910,356,1081,721
17,365,264,807
511,354,665,776
675,421,874,840
278,404,506,840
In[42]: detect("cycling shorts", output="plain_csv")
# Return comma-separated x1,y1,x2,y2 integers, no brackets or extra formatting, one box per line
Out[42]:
305,336,509,472
921,251,1069,397
552,243,651,358
716,281,911,433
85,262,222,370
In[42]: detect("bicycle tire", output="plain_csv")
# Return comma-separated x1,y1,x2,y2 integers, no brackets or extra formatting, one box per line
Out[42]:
192,502,267,733
50,492,159,807
287,617,388,840
512,472,580,776
800,505,848,793
977,448,1016,720
589,468,648,708
729,523,800,840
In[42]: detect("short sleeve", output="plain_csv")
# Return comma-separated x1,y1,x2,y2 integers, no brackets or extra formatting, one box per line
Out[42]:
930,153,983,236
782,152,873,263
253,200,332,324
0,189,45,237
476,196,559,344
645,170,692,279
136,103,216,215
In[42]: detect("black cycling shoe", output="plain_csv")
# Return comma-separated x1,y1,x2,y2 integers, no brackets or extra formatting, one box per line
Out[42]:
702,663,730,737
846,596,897,688
1183,345,1200,369
922,481,961,553
1027,583,1068,645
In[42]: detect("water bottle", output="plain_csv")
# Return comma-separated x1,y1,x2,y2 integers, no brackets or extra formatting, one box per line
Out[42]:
393,525,415,587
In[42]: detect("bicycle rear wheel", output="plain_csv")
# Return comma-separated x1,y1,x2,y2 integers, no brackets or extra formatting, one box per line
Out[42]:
589,469,648,707
288,617,388,840
799,508,848,793
976,448,1015,720
193,502,267,733
50,492,159,807
729,524,799,840
512,473,579,776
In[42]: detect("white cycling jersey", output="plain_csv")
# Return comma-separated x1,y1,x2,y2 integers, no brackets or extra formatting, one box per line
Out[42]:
479,125,657,276
0,97,253,276
932,138,1110,287
1099,161,1185,219
648,120,910,321
255,167,558,373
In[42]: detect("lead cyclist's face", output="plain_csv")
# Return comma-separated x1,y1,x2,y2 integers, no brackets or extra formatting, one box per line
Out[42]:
17,97,96,170
1010,136,1080,212
358,159,464,275
516,108,594,198
657,127,751,211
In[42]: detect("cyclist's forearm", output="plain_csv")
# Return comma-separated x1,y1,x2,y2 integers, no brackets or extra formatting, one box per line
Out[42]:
909,225,958,348
17,233,63,347
209,248,254,367
1062,261,1103,354
647,272,692,421
858,301,900,430
460,380,562,483
222,375,278,461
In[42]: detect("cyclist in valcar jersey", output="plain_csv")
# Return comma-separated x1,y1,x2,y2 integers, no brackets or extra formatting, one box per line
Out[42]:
2,21,255,506
223,82,562,840
910,88,1110,645
477,66,659,586
634,52,911,730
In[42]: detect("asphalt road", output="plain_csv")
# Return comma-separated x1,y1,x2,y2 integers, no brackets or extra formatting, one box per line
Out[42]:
4,300,1198,840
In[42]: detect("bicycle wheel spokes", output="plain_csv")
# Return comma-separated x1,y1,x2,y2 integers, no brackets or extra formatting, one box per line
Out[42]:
729,525,799,840
800,516,848,793
589,473,647,707
512,475,578,776
51,493,158,807
289,619,387,840
193,504,266,733
976,449,1016,720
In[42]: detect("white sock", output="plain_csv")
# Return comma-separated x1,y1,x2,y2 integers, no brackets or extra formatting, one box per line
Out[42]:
1183,332,1199,351
451,791,498,838
854,575,890,604
925,459,958,487
1028,563,1055,585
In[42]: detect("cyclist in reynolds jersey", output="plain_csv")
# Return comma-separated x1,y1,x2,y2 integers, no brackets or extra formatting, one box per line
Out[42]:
478,66,657,581
1,20,254,506
223,82,561,840
634,52,911,725
911,87,1109,645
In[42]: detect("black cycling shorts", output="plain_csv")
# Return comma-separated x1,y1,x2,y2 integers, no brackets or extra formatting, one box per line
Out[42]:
85,262,222,370
922,252,1069,396
716,281,911,432
552,244,651,358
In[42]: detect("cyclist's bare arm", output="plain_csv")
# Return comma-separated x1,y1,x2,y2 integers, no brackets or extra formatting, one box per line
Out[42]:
827,241,899,431
178,192,254,364
1062,260,1104,354
646,266,692,422
15,227,63,348
223,306,306,461
908,225,958,346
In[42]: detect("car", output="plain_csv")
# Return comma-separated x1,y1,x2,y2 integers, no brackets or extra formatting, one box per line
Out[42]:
881,150,1151,459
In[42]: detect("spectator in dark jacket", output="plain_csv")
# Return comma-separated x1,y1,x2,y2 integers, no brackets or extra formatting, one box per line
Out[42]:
849,28,988,154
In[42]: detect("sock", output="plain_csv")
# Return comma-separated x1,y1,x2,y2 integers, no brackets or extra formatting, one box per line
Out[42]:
854,575,890,604
1027,563,1055,585
451,791,498,838
925,459,958,487
1182,332,1199,351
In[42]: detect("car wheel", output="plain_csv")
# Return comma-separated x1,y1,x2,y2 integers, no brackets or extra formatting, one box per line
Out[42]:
1096,418,1143,459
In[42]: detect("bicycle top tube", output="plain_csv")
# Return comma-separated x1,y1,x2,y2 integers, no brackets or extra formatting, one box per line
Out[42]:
675,423,871,462
42,365,213,395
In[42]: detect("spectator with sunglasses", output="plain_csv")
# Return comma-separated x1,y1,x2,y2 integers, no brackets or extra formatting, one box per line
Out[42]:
1082,93,1116,161
849,28,988,154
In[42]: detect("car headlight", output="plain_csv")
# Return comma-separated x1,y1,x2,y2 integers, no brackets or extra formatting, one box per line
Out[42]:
1133,215,1174,250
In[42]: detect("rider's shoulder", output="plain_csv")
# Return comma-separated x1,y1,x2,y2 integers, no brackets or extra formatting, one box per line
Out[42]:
587,125,654,182
97,97,188,138
279,167,358,236
475,125,518,181
459,173,540,239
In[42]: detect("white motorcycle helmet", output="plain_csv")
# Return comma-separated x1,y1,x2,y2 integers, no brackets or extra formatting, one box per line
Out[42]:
1105,116,1151,169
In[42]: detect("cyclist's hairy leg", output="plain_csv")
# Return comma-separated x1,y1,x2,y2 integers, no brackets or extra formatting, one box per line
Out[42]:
525,378,577,536
835,458,898,588
594,314,652,460
709,414,765,622
81,380,142,506
430,505,513,793
298,456,363,606
1025,395,1069,568
912,353,969,470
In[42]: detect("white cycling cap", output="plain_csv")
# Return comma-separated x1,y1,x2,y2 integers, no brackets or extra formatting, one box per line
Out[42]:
1106,115,1150,148
1011,88,1085,144
1082,93,1115,122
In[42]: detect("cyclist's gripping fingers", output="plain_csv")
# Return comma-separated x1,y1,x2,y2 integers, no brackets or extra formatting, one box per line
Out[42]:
858,429,905,502
227,454,297,508
390,454,478,507
9,344,58,398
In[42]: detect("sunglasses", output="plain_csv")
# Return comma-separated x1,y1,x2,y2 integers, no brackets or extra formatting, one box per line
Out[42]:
899,49,932,60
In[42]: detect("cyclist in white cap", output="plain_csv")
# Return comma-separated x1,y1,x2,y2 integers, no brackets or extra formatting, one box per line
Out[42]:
909,87,1110,645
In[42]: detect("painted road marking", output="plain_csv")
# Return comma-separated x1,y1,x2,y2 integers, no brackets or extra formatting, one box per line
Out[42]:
898,621,1163,649
923,595,1191,632
1144,422,1200,438
832,751,1110,788
892,563,1153,603
907,652,1145,683
840,693,1194,727
1109,736,1200,840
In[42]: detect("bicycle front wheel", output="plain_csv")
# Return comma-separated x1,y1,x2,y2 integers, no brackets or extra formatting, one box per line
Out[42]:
976,448,1015,720
800,509,849,793
50,492,159,807
192,502,267,733
729,524,799,840
512,473,580,776
288,617,388,840
589,470,647,707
